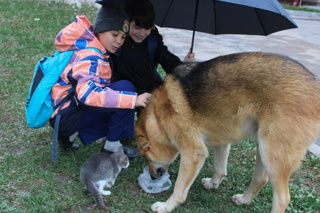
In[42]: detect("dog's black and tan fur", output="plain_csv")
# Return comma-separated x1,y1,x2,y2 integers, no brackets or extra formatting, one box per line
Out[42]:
135,52,320,213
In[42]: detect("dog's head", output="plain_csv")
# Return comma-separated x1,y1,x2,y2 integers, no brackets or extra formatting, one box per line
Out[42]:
135,107,179,180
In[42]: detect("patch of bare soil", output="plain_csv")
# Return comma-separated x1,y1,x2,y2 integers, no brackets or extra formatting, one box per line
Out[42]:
292,166,320,196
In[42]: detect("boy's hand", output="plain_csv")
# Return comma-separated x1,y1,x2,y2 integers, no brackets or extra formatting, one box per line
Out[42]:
136,92,151,108
184,49,196,62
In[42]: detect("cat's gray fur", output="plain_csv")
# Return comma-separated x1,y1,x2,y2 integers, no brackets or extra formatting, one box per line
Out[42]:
80,146,129,207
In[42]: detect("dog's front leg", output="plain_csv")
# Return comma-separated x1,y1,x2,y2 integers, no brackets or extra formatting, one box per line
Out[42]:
152,145,208,213
201,144,230,189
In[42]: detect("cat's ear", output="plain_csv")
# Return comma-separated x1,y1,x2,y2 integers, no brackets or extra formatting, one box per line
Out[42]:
120,155,127,162
115,154,128,163
117,146,124,153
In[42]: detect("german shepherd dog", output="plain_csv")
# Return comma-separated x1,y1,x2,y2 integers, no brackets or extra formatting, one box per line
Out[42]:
135,52,320,213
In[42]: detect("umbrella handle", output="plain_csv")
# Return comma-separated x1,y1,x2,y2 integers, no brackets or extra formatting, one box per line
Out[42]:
190,31,195,53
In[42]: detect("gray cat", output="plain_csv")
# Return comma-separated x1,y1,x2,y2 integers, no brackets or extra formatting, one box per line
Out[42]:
80,146,129,208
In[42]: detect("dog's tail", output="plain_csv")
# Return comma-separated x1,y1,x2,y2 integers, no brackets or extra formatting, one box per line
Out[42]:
84,178,105,208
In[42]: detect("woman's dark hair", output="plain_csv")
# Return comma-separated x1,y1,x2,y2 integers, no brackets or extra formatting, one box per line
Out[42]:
124,0,156,29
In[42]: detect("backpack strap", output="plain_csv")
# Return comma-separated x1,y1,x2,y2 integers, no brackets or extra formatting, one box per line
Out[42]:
85,47,103,57
147,33,158,69
52,92,74,161
51,47,101,162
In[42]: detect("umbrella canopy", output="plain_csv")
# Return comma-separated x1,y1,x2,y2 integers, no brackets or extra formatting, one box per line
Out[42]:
150,0,298,52
95,0,127,7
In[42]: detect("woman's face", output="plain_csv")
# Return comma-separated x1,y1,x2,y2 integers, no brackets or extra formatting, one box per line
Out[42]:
97,30,126,53
129,21,152,43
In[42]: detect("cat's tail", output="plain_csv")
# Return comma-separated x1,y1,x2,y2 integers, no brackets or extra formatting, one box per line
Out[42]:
85,179,106,208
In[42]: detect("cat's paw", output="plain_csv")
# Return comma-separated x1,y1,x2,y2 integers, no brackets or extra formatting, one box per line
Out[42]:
107,180,115,188
101,190,111,196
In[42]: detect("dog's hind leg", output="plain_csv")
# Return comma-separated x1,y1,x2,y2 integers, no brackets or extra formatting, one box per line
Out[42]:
201,144,230,189
257,119,318,213
258,140,292,213
231,143,268,205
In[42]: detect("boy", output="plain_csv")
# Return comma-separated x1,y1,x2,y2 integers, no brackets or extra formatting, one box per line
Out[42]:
111,0,196,95
50,1,150,158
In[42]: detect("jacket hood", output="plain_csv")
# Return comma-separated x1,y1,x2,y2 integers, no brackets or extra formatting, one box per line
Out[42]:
55,15,106,54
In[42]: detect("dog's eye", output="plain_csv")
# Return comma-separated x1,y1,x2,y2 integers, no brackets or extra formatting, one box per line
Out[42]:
143,154,152,161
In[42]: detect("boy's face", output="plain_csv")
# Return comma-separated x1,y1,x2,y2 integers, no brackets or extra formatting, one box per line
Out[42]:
97,30,126,53
129,21,151,43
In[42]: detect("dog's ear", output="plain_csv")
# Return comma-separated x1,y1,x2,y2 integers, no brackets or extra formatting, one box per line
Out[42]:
138,136,150,151
141,141,150,150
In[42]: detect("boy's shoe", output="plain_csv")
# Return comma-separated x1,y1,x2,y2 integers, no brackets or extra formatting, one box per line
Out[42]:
122,145,140,160
101,145,140,160
58,135,79,152
120,135,137,146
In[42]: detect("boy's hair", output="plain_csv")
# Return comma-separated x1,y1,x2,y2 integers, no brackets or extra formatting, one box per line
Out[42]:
124,0,156,29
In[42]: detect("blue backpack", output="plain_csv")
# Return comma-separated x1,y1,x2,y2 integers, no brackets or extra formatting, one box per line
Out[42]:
26,48,102,161
26,50,73,129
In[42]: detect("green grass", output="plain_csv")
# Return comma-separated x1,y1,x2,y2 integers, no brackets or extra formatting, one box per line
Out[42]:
283,4,320,13
0,0,319,212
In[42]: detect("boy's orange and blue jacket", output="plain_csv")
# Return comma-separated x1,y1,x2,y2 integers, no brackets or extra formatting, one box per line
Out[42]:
51,15,137,118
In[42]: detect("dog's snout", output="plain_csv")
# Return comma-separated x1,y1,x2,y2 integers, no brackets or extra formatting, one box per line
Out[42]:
157,168,165,177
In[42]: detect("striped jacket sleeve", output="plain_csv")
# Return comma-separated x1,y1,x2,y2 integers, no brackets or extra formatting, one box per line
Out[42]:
71,54,137,109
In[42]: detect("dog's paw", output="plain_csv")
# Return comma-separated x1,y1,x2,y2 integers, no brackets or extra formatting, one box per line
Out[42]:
151,201,170,213
201,178,220,189
231,194,252,205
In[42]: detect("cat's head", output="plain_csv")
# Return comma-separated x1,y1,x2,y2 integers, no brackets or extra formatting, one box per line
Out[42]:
112,146,129,168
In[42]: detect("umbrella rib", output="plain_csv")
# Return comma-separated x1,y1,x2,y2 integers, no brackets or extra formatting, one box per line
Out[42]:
254,8,267,35
161,0,175,26
213,0,216,34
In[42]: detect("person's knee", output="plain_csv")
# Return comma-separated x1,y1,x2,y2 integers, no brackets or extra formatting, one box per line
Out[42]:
111,80,135,92
122,80,135,92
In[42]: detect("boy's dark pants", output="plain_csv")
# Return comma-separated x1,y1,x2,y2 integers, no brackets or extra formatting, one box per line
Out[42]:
50,80,135,146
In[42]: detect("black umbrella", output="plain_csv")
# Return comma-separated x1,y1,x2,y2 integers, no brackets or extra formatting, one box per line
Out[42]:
95,0,127,7
150,0,298,53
